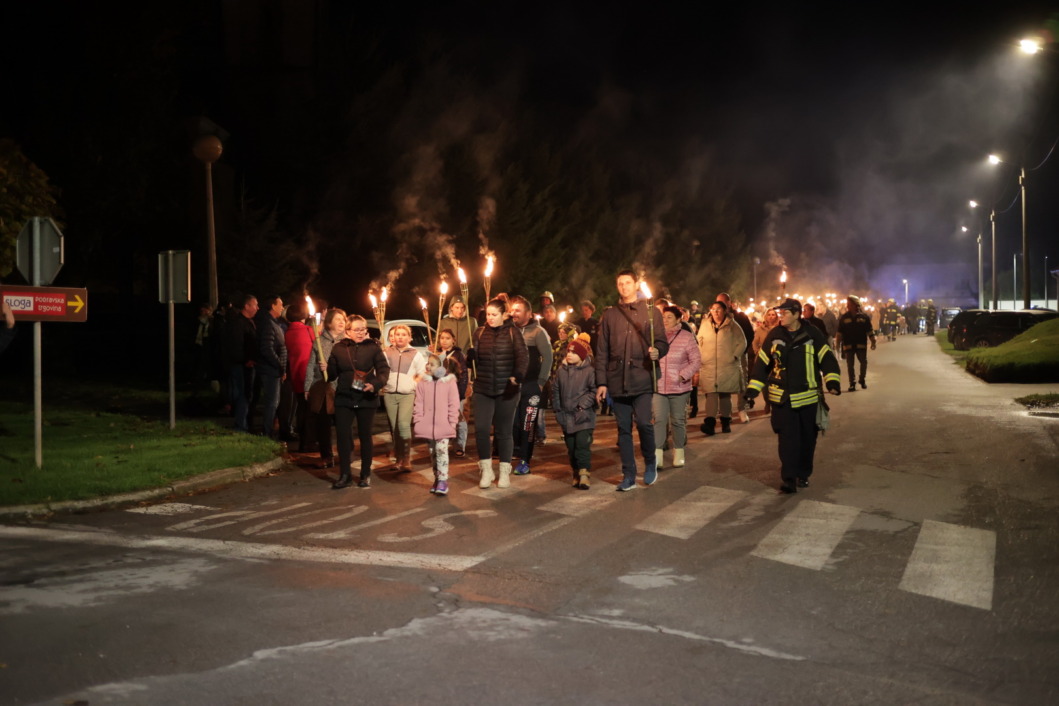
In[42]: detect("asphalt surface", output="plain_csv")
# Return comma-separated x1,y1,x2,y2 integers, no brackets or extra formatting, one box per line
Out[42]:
1,334,1058,705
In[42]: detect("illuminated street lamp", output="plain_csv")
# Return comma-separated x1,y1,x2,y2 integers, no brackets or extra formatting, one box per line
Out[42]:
1019,38,1042,54
902,278,908,305
968,201,986,309
988,154,1030,309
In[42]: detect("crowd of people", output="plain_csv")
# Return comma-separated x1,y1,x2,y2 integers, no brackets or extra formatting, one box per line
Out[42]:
199,275,927,495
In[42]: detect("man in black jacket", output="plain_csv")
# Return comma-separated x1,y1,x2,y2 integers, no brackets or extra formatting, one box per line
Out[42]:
595,270,669,491
222,294,259,432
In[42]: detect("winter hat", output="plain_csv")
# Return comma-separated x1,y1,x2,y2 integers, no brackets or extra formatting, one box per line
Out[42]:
567,333,592,362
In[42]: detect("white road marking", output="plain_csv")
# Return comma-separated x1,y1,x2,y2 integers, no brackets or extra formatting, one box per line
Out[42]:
0,525,485,573
751,500,861,570
899,520,995,610
463,472,552,499
635,486,748,539
125,503,214,516
537,482,618,517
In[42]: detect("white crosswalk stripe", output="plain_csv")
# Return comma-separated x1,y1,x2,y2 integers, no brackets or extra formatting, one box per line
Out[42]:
899,520,995,610
635,486,748,539
538,483,619,517
750,500,861,570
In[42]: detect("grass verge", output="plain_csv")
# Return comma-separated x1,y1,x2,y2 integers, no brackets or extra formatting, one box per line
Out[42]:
934,331,970,366
1014,393,1059,409
965,318,1059,383
0,394,280,507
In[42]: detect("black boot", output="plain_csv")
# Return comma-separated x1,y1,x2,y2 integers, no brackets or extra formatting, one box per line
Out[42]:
331,470,353,490
700,417,716,436
720,417,732,433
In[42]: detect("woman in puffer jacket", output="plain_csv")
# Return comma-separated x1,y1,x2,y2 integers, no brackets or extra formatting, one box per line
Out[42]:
696,301,747,435
466,298,528,489
654,305,701,468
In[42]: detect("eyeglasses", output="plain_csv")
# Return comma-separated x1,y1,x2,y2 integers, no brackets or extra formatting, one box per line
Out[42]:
349,327,368,333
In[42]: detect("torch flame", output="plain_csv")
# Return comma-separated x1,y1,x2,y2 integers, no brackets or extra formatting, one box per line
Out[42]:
380,287,388,302
780,270,787,284
305,295,316,317
457,267,467,284
440,280,449,295
639,280,652,299
418,297,428,310
559,311,567,323
369,294,378,308
485,255,494,277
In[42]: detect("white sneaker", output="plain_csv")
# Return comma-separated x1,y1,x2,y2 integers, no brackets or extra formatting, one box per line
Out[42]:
739,411,750,424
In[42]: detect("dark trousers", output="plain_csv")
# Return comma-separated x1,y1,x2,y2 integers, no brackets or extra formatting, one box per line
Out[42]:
259,372,282,438
611,393,655,475
335,405,376,479
563,429,594,472
770,403,818,481
228,364,255,432
473,389,519,463
304,407,334,459
843,349,867,385
513,381,541,463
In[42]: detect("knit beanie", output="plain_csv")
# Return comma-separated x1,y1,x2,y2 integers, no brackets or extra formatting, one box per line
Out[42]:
567,333,592,362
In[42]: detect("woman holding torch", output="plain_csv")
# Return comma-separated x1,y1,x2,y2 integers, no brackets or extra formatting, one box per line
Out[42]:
304,308,347,468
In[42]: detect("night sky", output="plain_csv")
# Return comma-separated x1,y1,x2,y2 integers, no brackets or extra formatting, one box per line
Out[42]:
3,1,1058,313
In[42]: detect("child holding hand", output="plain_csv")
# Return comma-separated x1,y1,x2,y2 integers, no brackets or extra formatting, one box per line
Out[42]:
552,334,597,489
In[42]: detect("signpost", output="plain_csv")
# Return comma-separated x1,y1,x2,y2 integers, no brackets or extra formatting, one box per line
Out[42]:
9,217,86,468
159,250,191,429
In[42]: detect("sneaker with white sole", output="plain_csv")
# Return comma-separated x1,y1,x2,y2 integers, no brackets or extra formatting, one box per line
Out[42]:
435,481,448,496
513,461,531,475
616,478,637,492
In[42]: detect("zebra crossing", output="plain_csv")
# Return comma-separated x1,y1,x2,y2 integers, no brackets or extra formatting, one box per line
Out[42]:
111,471,998,611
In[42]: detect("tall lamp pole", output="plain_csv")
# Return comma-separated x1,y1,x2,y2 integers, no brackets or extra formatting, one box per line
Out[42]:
990,155,1030,309
902,278,908,306
990,209,998,309
193,135,223,312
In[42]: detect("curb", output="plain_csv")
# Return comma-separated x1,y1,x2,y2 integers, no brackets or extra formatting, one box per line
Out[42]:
1028,410,1059,418
0,456,288,521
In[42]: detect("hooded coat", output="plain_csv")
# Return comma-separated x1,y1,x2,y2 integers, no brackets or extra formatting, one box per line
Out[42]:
413,373,460,441
697,314,746,394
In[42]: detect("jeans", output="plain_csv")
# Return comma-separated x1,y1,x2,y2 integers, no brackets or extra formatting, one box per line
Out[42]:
611,393,656,476
653,392,690,450
259,372,282,438
228,364,255,432
473,389,519,463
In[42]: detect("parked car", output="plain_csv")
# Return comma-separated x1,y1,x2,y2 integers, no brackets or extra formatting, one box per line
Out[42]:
366,318,436,353
951,310,1058,350
947,309,988,344
938,307,963,331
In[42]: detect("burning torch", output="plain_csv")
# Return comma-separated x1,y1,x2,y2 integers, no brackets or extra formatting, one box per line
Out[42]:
458,266,477,377
437,279,448,350
640,279,658,392
484,255,494,304
419,297,434,349
307,295,328,382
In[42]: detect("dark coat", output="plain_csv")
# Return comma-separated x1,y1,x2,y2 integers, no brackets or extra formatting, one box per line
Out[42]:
552,358,598,434
256,312,288,377
327,338,390,409
468,320,529,397
594,300,669,397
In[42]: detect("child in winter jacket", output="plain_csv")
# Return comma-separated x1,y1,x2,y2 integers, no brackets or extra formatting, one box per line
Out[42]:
552,334,597,489
413,355,461,495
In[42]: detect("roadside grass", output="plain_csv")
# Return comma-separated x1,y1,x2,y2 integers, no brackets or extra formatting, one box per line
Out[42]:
965,318,1059,383
1015,393,1059,409
0,381,280,507
934,331,970,367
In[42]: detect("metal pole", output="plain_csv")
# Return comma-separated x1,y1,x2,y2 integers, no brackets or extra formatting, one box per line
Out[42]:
32,218,43,469
167,252,177,430
205,161,219,312
977,234,984,309
1013,253,1018,310
1020,167,1030,309
1046,256,1050,310
990,210,998,310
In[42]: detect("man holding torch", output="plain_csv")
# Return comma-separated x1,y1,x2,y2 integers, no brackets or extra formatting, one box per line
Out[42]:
595,269,669,491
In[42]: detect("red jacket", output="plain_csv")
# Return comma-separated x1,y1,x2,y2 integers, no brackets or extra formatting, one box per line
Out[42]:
285,321,314,392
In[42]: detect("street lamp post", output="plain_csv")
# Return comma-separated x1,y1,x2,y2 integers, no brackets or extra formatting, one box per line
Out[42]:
193,135,223,312
989,155,1030,309
1046,255,1050,309
753,257,760,301
1013,253,1018,310
902,278,908,306
990,209,998,309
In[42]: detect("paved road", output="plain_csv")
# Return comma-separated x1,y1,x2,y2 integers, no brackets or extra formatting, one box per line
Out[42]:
2,335,1058,704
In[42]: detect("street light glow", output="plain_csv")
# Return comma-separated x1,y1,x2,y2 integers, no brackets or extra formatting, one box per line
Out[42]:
988,154,1001,165
1019,38,1042,54
969,200,978,209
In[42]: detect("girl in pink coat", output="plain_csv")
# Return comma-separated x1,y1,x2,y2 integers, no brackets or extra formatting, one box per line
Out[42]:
413,355,461,495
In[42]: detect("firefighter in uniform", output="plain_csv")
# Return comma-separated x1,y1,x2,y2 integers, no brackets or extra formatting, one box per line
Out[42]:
881,298,901,341
744,298,841,494
836,295,877,391
925,299,937,336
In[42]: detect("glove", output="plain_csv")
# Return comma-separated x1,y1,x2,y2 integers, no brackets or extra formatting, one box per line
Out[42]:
826,382,841,395
743,388,758,408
